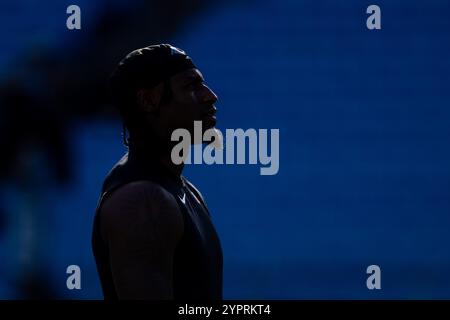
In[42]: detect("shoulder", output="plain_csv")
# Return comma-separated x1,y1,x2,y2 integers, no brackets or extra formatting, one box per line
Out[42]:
99,180,183,244
103,180,179,209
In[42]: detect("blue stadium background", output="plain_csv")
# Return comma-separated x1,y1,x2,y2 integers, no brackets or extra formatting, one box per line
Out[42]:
0,0,449,299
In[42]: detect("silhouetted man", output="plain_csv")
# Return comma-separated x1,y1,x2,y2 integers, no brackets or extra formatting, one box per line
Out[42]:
92,44,223,300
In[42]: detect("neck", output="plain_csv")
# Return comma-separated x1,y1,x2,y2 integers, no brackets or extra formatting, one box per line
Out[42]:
160,153,184,177
128,133,185,178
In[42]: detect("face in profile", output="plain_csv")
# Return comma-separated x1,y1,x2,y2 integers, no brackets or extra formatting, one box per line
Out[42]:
160,68,218,137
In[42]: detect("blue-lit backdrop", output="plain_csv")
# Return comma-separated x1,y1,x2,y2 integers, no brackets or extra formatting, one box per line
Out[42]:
0,0,449,299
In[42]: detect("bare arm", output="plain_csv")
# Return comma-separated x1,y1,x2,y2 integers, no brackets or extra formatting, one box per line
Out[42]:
99,181,184,299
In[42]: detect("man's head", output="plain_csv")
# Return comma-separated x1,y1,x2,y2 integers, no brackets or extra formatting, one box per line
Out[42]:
110,44,218,145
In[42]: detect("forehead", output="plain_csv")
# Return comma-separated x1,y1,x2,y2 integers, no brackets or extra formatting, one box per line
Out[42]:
171,68,204,84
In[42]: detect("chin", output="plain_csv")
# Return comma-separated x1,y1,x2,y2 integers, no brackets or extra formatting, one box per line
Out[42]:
202,117,217,130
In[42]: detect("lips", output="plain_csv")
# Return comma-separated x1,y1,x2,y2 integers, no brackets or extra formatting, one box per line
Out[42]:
202,106,217,127
203,106,217,117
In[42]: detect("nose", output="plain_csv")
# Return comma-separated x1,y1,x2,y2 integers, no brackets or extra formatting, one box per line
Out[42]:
202,85,218,105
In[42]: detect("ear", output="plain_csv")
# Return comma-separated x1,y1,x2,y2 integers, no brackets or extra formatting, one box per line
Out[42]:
136,83,165,113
